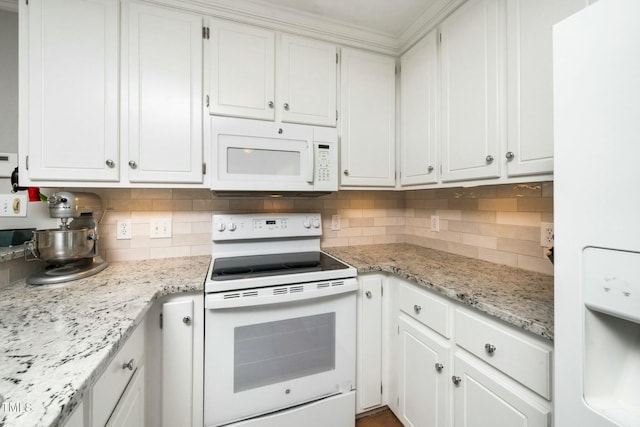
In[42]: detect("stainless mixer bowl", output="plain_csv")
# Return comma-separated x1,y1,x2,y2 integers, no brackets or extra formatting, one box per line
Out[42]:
29,228,95,264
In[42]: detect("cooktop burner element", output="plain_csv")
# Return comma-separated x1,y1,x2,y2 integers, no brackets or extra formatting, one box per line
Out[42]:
211,251,349,281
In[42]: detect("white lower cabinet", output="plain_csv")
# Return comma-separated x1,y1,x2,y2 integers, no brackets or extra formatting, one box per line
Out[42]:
105,365,146,427
397,314,451,427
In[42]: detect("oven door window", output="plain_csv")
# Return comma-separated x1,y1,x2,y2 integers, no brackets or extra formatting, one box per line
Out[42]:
234,312,335,393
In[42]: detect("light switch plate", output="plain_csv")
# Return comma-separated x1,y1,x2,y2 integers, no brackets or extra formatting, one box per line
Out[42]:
0,194,27,217
150,219,172,239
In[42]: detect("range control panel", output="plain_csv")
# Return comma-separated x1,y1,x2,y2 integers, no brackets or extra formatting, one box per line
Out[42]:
212,213,322,241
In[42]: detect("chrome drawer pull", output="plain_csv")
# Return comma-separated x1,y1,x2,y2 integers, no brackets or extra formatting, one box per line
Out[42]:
183,316,192,325
413,304,422,314
122,359,135,371
435,363,444,373
365,291,372,299
485,343,496,354
452,376,462,386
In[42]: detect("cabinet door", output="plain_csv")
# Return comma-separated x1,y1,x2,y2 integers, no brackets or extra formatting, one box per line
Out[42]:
340,48,396,187
106,366,146,427
356,276,383,413
400,30,438,186
162,299,195,427
209,20,275,120
278,35,337,127
397,315,450,427
123,2,203,183
440,0,502,182
453,354,550,427
505,0,588,176
21,0,119,182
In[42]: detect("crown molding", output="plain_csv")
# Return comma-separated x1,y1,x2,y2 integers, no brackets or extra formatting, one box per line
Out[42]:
0,0,18,13
397,0,466,53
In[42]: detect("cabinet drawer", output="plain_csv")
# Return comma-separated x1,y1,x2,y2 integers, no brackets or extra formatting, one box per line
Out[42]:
455,309,551,399
399,283,450,338
92,323,145,426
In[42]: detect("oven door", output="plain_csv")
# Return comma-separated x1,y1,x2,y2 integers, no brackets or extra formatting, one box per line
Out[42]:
204,279,356,427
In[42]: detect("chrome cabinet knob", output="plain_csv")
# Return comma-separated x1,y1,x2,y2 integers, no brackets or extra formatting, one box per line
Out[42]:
122,359,135,371
128,160,137,169
413,304,422,314
452,376,462,386
343,169,349,176
435,363,444,373
427,165,434,172
268,101,274,108
365,291,372,299
505,151,515,161
105,159,115,168
183,316,192,325
277,128,283,134
485,155,494,163
485,343,496,354
283,103,290,111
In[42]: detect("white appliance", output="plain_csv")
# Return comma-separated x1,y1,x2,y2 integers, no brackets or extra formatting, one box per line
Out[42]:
554,0,640,425
210,117,338,195
203,213,357,427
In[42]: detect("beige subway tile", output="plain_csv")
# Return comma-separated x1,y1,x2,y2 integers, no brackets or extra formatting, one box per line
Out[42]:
363,208,387,218
424,199,449,209
264,199,295,211
191,221,211,234
478,198,518,212
541,181,553,197
294,199,324,210
406,199,427,209
337,208,363,218
101,211,132,225
374,199,401,209
517,198,553,212
173,211,211,223
497,237,542,257
373,234,399,244
461,210,497,223
462,233,498,249
349,217,375,227
362,226,386,236
338,190,364,199
435,188,460,200
385,224,405,235
192,199,217,211
348,236,375,246
152,199,192,211
99,237,132,250
106,248,150,262
541,212,554,222
374,217,400,226
406,189,436,200
517,226,540,242
337,227,363,237
94,188,131,201
477,223,518,239
131,211,172,223
459,185,497,199
437,230,463,243
131,236,172,249
496,183,542,198
173,189,211,200
448,198,479,211
448,221,480,234
190,245,212,256
478,248,519,267
413,208,436,218
173,233,211,246
496,212,542,227
150,246,190,259
130,188,172,200
349,199,374,209
435,209,462,221
406,217,429,228
447,242,479,258
320,237,350,247
228,199,265,211
109,199,153,212
517,254,554,275
322,198,352,210
172,222,191,234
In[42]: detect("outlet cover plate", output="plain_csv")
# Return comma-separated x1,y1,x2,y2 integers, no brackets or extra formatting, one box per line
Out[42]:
116,220,132,240
540,222,554,246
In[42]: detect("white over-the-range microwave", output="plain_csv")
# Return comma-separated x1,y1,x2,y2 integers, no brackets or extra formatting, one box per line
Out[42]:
210,117,338,196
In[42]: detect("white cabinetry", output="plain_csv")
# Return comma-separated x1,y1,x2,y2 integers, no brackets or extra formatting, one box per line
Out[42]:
19,0,120,183
92,322,145,427
400,30,438,186
356,275,383,413
504,0,589,176
208,22,336,127
340,48,396,187
122,2,204,184
440,0,502,183
161,294,204,427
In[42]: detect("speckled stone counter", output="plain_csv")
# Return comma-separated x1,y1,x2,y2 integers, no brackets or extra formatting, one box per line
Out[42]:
323,243,554,341
0,256,210,427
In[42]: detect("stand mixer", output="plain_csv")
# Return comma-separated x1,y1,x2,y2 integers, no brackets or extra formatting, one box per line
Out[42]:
26,191,108,285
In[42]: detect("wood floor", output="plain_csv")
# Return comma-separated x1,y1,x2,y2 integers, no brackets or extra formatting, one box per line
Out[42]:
356,409,403,427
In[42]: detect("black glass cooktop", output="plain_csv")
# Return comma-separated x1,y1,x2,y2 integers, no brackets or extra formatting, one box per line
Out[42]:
211,251,349,281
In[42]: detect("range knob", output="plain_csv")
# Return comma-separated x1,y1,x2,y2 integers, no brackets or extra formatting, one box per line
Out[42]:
303,220,311,229
312,219,320,228
216,223,225,232
227,222,237,232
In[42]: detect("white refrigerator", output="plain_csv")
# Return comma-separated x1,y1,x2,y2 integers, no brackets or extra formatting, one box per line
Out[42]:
554,0,640,425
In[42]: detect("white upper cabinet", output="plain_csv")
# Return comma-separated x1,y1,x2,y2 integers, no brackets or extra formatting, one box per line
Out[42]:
208,22,337,127
122,2,204,184
20,0,120,182
440,0,503,183
208,20,275,121
278,34,337,127
505,0,589,176
340,48,396,187
400,30,438,186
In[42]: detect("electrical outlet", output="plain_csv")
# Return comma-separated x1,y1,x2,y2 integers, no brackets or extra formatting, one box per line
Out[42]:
0,194,27,217
150,219,172,239
116,220,132,240
540,222,554,246
331,214,341,231
430,215,440,232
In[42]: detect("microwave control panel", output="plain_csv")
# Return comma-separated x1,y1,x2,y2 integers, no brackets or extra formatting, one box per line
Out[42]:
314,141,337,191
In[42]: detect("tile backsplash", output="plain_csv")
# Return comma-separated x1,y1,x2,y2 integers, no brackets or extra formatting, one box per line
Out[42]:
1,182,554,285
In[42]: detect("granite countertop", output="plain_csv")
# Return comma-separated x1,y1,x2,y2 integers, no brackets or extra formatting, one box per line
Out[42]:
0,256,210,427
324,243,554,341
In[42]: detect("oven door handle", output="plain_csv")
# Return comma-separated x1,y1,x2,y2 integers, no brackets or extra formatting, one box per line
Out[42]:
205,278,357,309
